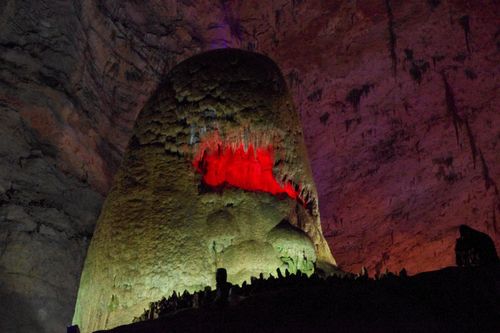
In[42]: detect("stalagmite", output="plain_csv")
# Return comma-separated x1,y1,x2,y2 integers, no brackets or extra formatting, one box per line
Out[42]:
73,49,335,333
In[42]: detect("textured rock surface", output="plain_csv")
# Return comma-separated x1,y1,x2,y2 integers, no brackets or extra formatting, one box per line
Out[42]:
0,1,240,332
74,49,334,333
0,0,498,332
0,105,102,333
238,0,500,275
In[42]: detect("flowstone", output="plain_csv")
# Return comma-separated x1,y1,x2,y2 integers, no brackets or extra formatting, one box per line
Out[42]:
73,49,336,332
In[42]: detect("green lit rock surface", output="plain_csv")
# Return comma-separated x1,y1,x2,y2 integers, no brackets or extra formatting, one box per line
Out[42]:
267,222,317,275
73,49,335,333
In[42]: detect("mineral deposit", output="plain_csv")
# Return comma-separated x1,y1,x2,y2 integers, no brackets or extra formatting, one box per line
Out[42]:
73,49,335,333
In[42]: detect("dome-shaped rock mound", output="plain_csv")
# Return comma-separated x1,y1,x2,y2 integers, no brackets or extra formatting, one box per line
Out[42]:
73,48,335,333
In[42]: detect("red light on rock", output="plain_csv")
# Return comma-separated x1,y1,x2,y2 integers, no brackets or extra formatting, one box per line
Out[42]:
194,143,299,200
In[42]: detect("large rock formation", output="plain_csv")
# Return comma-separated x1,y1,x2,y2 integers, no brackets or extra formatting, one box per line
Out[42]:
0,0,498,332
74,49,335,333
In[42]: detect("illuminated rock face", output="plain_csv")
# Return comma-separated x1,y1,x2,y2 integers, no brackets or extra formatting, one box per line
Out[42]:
73,49,335,333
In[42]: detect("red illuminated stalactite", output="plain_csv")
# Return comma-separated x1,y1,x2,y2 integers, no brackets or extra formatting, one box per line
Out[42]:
193,143,300,200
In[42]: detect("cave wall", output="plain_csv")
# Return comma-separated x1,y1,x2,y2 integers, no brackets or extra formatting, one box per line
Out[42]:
239,0,499,275
0,1,231,331
0,0,498,332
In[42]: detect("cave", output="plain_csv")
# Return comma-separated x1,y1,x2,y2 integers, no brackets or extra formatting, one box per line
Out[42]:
0,1,498,333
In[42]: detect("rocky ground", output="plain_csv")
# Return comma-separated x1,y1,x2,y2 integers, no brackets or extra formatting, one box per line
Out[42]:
0,1,498,332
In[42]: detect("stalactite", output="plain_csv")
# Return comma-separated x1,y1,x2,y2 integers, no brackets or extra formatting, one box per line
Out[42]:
459,15,472,54
493,204,498,234
441,72,463,145
385,0,398,76
479,149,499,194
463,117,478,168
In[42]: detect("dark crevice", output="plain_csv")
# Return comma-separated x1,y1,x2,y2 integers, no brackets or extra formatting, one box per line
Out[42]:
428,0,441,9
125,69,143,81
345,117,361,132
441,72,463,145
433,156,461,184
221,1,244,41
459,15,471,54
479,150,499,195
319,112,329,125
404,49,430,83
463,118,477,168
464,68,477,80
275,9,282,28
493,205,497,234
286,70,301,88
346,84,373,112
453,52,467,63
441,73,480,170
432,54,445,68
385,0,398,76
307,88,322,102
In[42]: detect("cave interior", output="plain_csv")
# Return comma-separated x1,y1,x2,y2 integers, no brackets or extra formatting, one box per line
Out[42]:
0,1,498,333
